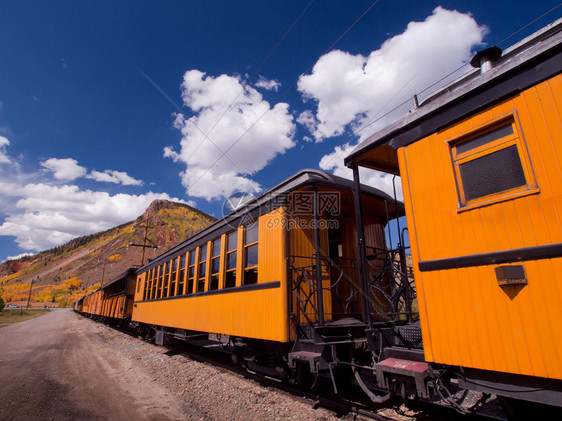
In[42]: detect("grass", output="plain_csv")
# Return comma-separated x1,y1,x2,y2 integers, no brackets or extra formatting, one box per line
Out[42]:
0,309,50,328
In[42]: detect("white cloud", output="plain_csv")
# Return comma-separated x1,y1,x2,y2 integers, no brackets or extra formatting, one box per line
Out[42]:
40,157,144,186
40,158,87,181
0,182,182,251
297,7,486,141
4,253,34,263
86,170,143,186
255,76,281,92
0,136,11,164
166,70,296,200
319,143,403,201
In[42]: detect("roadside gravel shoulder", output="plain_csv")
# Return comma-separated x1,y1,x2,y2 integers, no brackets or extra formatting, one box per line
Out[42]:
83,316,349,421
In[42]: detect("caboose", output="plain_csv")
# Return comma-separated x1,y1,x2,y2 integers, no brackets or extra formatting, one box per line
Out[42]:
345,19,562,412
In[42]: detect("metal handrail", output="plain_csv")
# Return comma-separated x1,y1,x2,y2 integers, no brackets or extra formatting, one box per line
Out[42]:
288,247,417,325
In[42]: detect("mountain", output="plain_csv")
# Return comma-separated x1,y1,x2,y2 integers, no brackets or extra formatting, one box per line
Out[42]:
0,200,216,306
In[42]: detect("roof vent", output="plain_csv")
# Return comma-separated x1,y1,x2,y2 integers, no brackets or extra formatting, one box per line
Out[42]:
470,46,502,74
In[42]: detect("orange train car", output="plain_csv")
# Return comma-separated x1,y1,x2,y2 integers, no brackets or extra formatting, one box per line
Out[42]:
345,19,562,412
76,268,137,326
131,169,402,376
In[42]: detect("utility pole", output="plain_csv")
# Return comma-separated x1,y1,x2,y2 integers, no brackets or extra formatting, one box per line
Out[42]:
25,279,33,310
129,220,158,266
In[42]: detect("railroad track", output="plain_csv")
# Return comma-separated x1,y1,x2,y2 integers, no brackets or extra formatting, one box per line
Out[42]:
143,334,507,421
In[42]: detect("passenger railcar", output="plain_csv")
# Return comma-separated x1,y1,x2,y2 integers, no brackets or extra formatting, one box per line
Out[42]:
345,19,562,413
76,268,137,326
131,169,403,378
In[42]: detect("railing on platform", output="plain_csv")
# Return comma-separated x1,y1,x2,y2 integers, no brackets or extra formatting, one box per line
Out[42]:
288,246,417,326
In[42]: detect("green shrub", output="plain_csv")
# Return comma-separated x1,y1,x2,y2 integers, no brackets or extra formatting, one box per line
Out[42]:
0,296,4,312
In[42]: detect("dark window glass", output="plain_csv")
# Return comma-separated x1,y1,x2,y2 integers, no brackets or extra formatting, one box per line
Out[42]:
459,145,526,201
245,244,258,268
197,275,205,293
199,261,206,278
212,257,220,274
227,252,237,270
245,223,259,244
212,239,221,256
210,274,219,290
178,272,185,295
198,244,207,293
457,124,513,154
177,256,185,295
189,251,196,265
225,271,236,288
156,266,163,298
163,263,169,297
244,268,258,285
227,231,238,251
188,266,195,278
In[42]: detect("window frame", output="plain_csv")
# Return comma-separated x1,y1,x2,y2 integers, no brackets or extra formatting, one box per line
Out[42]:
448,113,538,211
197,244,208,293
243,222,259,285
225,230,238,288
169,257,178,297
177,253,186,296
209,238,221,291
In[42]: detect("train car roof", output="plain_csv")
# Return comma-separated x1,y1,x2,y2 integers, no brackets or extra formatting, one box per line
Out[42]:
344,18,562,172
138,168,400,273
101,267,139,289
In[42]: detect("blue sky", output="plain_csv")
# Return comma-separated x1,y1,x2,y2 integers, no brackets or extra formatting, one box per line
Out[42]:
0,1,560,262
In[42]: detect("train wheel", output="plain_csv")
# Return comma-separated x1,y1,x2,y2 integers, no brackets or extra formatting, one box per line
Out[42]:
140,325,156,343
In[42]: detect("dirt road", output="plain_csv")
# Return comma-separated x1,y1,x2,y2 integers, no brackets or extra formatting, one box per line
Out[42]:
0,309,349,421
0,309,191,420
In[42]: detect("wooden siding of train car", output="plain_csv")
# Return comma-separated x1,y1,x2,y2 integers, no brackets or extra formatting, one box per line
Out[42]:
101,295,125,319
100,274,137,319
92,290,104,316
396,75,562,380
83,290,103,316
131,208,289,343
81,296,89,314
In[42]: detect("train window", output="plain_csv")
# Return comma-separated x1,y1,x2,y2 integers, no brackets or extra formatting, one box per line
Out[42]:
162,262,169,298
198,245,208,293
149,268,155,299
187,251,196,294
210,239,221,291
169,258,178,297
143,269,150,300
243,223,259,285
153,266,160,299
225,231,237,288
158,262,165,298
178,254,186,295
450,116,537,209
328,227,344,259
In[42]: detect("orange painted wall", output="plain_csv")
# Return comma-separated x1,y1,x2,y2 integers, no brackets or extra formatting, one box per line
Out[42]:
399,75,562,379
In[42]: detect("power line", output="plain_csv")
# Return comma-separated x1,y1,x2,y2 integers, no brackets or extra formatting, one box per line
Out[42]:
184,0,381,194
184,0,316,165
258,2,562,193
